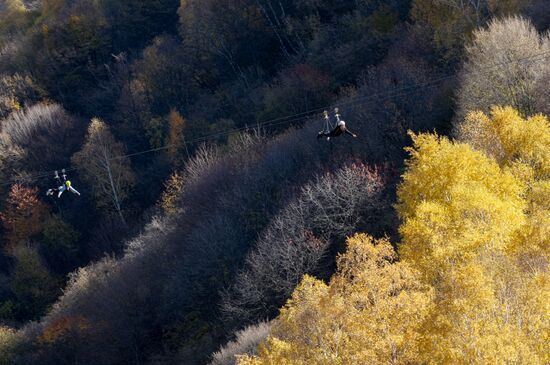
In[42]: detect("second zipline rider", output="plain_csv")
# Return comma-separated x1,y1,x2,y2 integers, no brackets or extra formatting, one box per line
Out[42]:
46,169,81,198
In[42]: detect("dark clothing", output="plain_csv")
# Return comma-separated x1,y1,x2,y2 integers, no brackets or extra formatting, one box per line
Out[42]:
317,125,356,139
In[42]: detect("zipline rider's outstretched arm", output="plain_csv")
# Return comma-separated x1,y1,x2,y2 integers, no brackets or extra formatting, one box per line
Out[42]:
67,186,80,196
317,124,357,139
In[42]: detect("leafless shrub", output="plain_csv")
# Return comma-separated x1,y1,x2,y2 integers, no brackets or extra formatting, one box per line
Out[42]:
209,321,271,365
221,163,384,324
1,103,66,146
0,102,82,172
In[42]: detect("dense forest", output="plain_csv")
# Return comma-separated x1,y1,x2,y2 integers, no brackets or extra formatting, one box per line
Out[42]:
0,0,548,364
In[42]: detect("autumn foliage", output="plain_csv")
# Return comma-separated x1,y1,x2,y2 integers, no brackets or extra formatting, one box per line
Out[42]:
237,234,433,365
0,184,48,250
0,0,549,363
398,125,549,364
240,106,549,365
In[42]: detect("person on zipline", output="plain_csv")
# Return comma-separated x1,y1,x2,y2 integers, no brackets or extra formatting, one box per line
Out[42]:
317,109,357,140
46,170,81,198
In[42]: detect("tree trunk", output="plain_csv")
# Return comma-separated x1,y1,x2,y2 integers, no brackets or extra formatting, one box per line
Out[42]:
102,147,127,227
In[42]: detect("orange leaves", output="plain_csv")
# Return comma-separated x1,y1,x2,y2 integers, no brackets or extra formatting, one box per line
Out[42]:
159,171,185,215
39,316,91,345
0,184,48,250
166,109,187,162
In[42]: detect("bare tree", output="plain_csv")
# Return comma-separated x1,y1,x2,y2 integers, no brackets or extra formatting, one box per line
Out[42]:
209,321,271,365
72,118,135,225
0,102,82,172
455,16,550,124
221,163,384,324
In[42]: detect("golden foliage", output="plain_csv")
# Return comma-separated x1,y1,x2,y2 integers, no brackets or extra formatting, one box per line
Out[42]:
166,109,187,161
237,107,549,365
458,106,550,257
397,118,549,364
238,234,433,365
159,171,184,215
458,106,550,177
417,253,549,364
397,133,525,279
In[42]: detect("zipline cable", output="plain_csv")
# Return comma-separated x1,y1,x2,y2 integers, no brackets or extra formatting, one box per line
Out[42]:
2,49,549,187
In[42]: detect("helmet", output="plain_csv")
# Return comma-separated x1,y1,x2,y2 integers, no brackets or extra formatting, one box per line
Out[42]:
65,180,71,187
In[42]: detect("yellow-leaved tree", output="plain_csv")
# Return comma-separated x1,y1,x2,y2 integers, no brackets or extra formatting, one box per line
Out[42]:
237,234,433,365
236,107,548,365
457,106,550,258
397,119,549,364
397,132,526,280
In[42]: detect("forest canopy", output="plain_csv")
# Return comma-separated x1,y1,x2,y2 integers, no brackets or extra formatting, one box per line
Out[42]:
0,1,548,364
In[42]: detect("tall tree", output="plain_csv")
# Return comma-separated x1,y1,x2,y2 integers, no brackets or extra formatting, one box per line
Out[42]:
72,118,135,225
457,106,550,260
166,109,189,163
396,132,525,280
